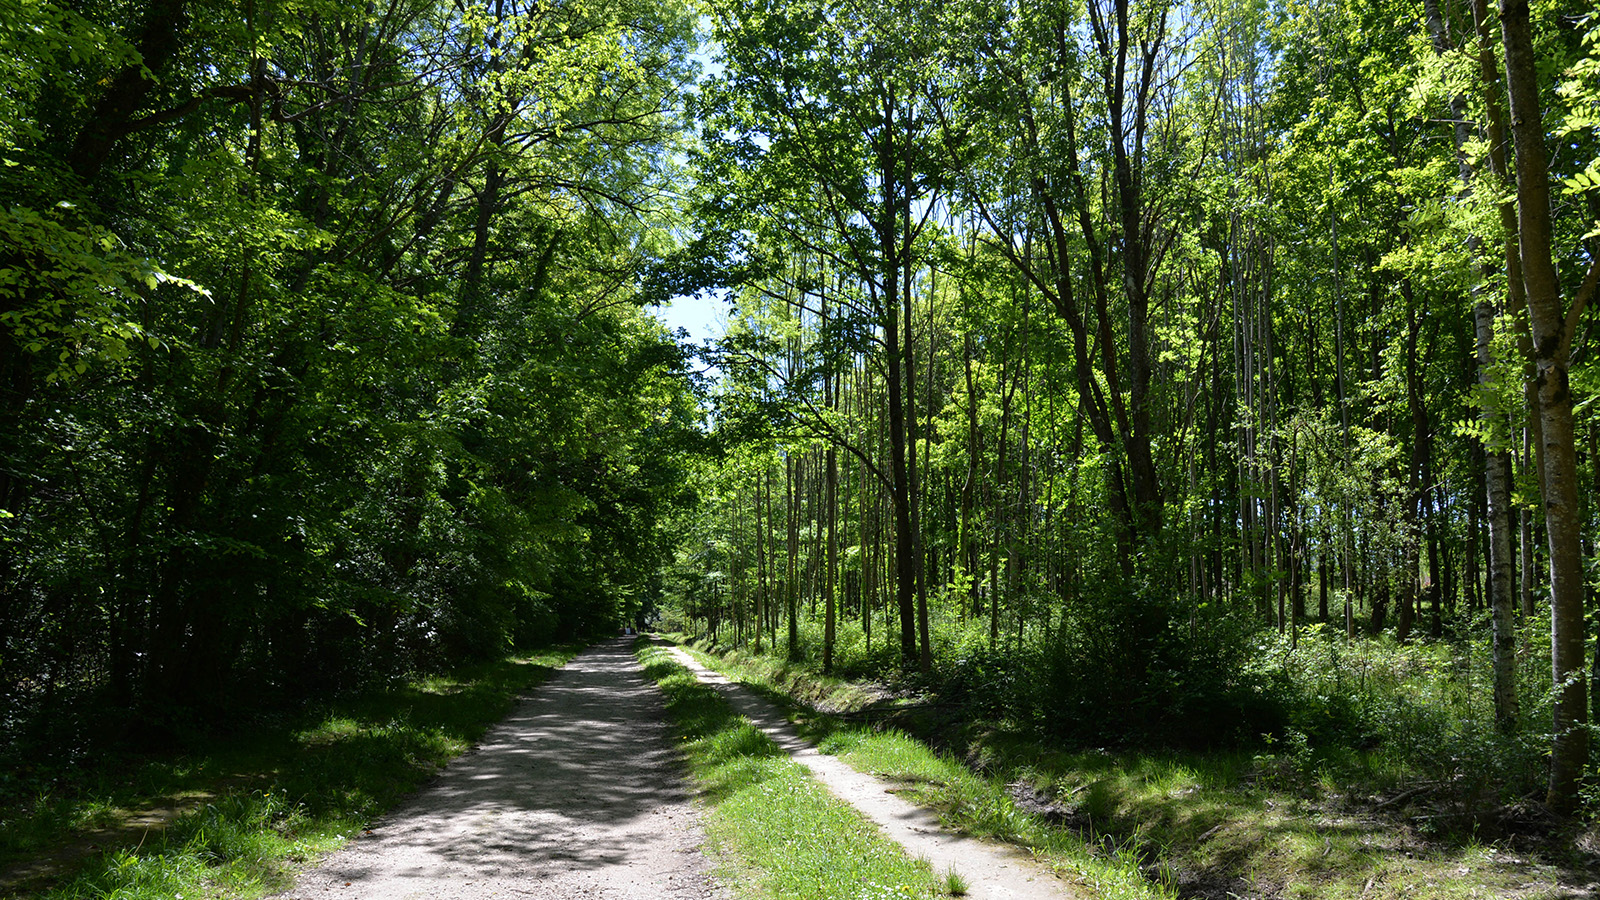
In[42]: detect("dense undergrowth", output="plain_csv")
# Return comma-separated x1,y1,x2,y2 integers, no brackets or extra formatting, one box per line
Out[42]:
0,646,578,900
683,597,1561,806
667,617,1599,900
934,618,1557,819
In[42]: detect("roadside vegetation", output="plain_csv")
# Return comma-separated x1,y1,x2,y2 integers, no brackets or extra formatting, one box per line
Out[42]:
0,647,577,900
666,629,1599,900
637,642,950,899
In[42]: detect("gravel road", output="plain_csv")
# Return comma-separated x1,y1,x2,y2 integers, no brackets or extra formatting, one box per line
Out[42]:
267,638,724,900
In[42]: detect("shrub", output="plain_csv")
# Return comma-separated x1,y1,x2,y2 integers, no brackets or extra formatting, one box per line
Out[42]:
930,585,1282,750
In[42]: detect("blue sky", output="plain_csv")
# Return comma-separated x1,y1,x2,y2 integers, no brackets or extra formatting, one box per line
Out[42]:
652,290,726,345
648,35,728,367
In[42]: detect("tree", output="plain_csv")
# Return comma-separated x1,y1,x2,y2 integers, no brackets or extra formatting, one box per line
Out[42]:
692,0,953,668
944,0,1196,561
1499,0,1599,814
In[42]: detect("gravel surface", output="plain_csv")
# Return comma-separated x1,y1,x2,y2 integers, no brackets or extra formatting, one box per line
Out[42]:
268,638,724,900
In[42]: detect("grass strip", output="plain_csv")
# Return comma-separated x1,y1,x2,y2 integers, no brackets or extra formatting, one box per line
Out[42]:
637,642,945,900
2,646,579,900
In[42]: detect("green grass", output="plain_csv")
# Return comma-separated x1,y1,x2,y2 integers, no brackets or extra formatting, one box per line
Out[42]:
0,646,579,900
637,642,943,900
671,634,1594,900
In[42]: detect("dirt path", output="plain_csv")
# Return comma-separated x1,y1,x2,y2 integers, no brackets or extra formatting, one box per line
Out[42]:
661,644,1081,900
267,638,724,900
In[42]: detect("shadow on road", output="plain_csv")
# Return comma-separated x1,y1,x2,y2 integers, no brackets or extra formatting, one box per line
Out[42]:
271,638,717,898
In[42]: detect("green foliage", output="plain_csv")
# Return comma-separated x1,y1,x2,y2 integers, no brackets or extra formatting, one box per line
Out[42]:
671,642,1179,899
0,204,191,380
0,0,703,754
932,591,1279,750
669,0,1599,827
690,637,1588,899
1255,624,1551,805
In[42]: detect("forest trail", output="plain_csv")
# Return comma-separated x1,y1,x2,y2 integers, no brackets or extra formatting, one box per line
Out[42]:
266,638,723,900
659,642,1081,900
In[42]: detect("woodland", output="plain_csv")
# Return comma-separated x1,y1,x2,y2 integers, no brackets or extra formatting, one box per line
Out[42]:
1,0,1599,864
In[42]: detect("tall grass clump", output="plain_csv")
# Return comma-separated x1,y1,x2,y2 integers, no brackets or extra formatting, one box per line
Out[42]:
1255,622,1551,805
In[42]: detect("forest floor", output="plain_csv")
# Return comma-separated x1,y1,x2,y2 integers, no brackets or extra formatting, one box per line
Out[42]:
0,647,583,899
267,637,1084,900
5,635,1097,900
0,770,286,895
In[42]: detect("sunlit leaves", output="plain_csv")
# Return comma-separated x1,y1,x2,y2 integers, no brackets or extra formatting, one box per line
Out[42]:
0,204,199,381
0,0,140,149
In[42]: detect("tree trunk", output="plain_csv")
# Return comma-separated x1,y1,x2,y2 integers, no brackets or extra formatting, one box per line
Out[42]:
1370,573,1389,636
1476,261,1520,727
825,441,838,673
860,435,872,649
1501,0,1594,814
786,454,800,660
961,336,981,617
824,292,839,673
883,269,918,668
906,256,931,673
1520,355,1544,619
67,0,191,181
1318,551,1330,621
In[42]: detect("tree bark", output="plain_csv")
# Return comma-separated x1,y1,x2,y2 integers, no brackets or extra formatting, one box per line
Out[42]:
786,454,800,659
1471,0,1521,730
1481,303,1521,730
883,261,918,667
1501,0,1592,814
824,293,839,673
